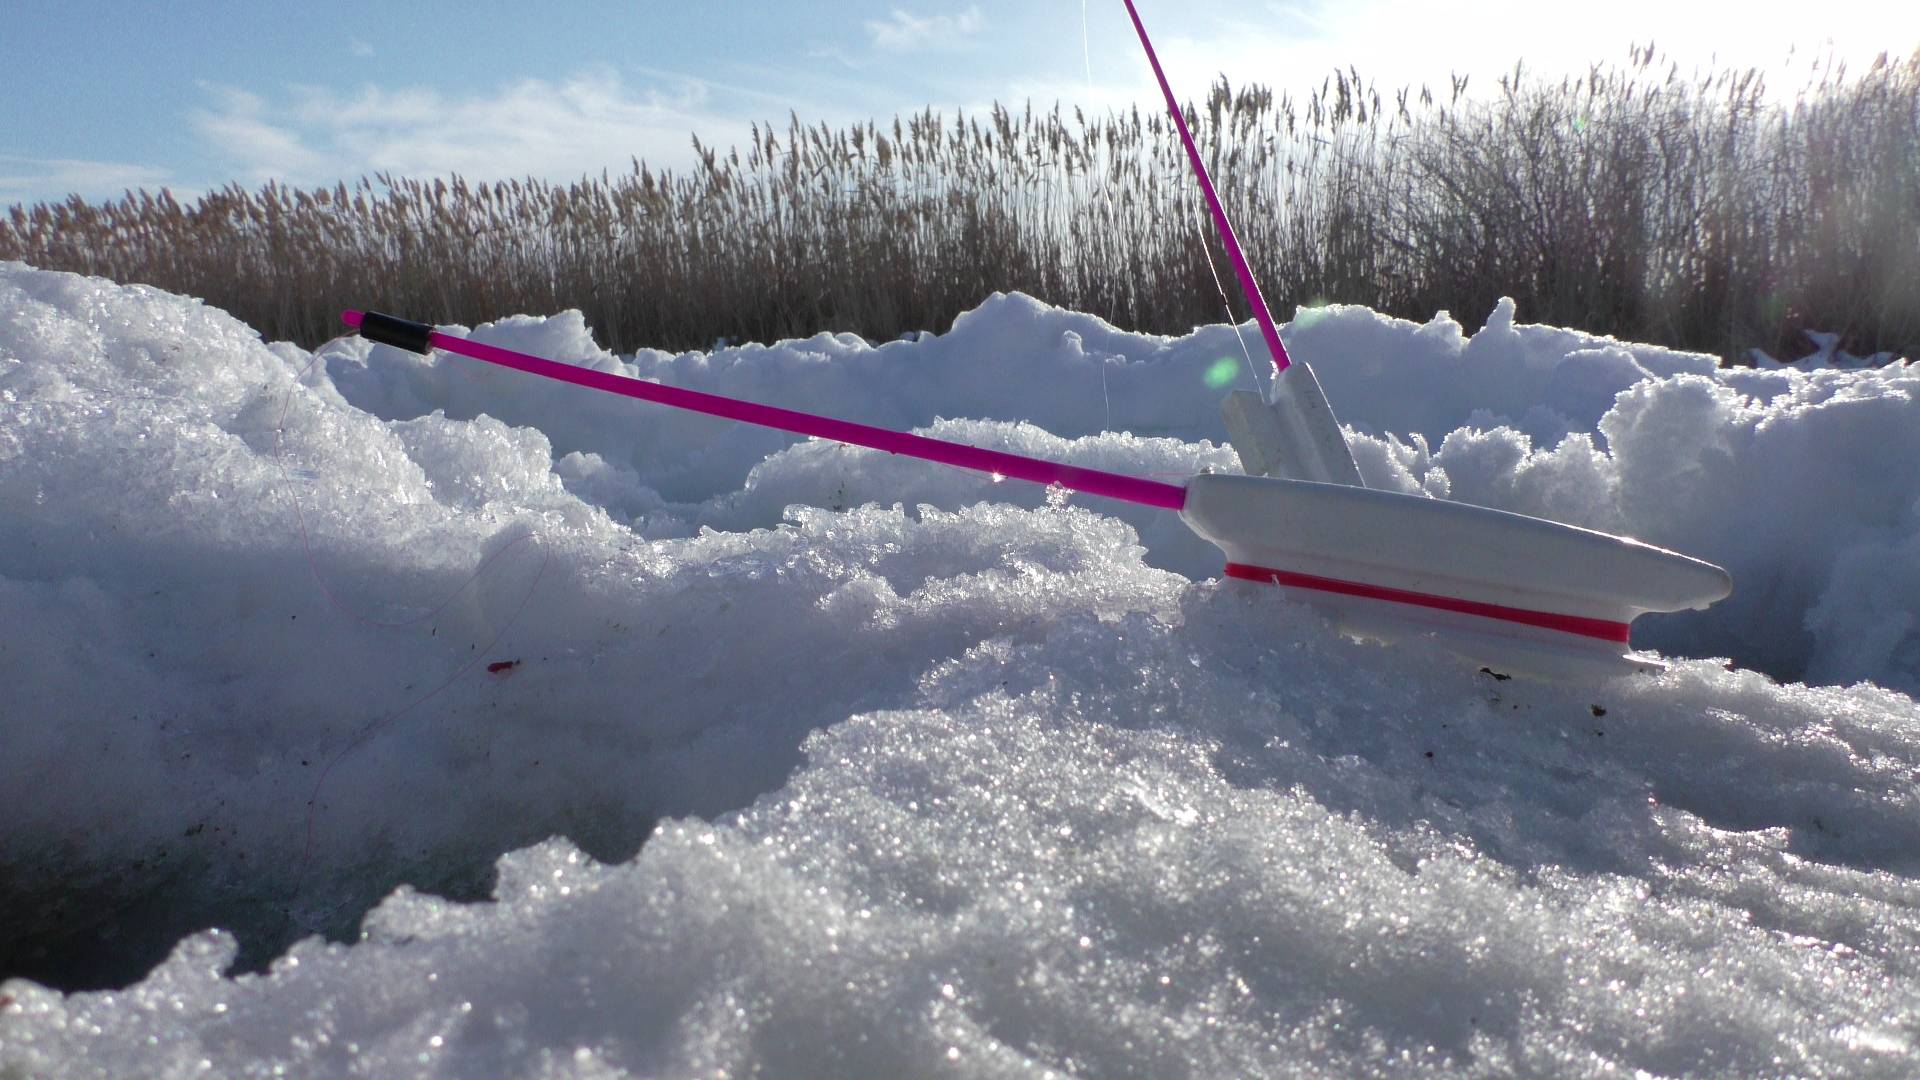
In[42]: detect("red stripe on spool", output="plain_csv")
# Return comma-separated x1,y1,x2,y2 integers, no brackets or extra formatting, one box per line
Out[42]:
1224,562,1633,643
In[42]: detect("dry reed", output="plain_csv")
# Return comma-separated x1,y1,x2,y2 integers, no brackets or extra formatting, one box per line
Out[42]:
4,48,1915,363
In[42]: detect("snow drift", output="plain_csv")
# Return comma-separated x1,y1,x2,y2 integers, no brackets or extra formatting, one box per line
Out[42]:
2,262,1917,1076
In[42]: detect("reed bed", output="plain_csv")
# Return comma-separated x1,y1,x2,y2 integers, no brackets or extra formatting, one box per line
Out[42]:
5,48,1916,362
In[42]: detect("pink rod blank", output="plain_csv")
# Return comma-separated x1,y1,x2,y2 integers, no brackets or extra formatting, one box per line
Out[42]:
1121,0,1293,373
341,311,1189,512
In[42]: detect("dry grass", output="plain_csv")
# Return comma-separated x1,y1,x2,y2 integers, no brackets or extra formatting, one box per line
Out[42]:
5,48,1916,362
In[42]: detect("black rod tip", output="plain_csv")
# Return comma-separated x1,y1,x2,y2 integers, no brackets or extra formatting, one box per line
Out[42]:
359,312,434,354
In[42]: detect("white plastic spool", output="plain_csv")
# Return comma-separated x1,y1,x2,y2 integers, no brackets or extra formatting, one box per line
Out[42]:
1208,386,1731,678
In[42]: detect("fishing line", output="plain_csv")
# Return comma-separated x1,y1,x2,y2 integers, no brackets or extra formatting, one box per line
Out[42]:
1082,0,1117,434
277,343,542,632
285,542,543,917
275,337,549,914
1195,202,1264,390
1086,0,1262,399
1098,338,1114,436
1082,0,1094,85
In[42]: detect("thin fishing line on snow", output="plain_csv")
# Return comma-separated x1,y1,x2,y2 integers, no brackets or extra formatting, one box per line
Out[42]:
275,337,549,917
1082,0,1117,433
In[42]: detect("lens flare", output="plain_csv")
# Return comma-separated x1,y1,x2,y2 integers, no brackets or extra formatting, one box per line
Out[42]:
1203,356,1240,388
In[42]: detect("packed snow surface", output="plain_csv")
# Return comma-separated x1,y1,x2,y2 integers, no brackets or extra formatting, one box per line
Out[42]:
2,261,1918,1076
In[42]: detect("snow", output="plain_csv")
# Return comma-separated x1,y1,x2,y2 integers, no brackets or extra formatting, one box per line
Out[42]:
2,261,1917,1076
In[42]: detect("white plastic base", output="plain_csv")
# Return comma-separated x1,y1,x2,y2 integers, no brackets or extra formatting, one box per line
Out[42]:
1181,472,1732,680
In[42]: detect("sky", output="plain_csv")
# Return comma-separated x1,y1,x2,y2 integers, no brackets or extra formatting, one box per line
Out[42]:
4,0,1917,208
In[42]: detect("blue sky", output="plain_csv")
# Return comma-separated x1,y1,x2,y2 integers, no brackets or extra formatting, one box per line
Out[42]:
5,0,1914,207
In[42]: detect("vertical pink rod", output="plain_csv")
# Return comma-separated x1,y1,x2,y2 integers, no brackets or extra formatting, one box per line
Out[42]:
1120,0,1293,373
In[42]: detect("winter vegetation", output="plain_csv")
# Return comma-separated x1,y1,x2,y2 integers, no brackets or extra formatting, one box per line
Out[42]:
3,262,1919,1075
4,48,1917,362
6,27,1920,1075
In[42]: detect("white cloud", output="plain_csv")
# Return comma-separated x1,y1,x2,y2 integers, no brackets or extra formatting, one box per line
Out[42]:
191,84,335,186
1141,0,1920,110
865,6,985,53
185,67,762,192
349,38,375,59
0,155,177,207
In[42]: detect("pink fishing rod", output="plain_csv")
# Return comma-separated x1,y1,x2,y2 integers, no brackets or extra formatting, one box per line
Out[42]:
1120,0,1292,374
344,311,1189,512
